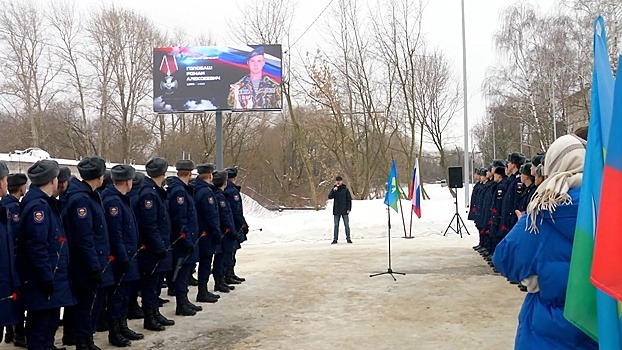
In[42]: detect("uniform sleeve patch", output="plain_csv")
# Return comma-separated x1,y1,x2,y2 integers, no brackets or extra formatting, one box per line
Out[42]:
144,200,153,209
12,214,19,222
34,211,44,223
77,207,87,218
177,196,184,205
208,197,214,205
109,207,119,217
219,200,226,208
233,194,240,201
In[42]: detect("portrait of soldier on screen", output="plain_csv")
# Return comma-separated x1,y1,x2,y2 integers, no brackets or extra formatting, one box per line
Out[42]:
227,47,282,110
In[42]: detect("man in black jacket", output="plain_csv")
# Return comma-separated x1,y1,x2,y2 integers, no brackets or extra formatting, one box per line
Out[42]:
328,175,352,244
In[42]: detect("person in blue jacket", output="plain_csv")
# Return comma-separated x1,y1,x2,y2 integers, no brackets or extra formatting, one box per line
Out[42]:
0,161,20,339
135,157,174,331
498,152,525,238
493,134,597,350
193,163,221,303
55,167,72,213
63,156,114,350
212,170,238,293
102,164,144,347
167,160,202,316
2,173,28,347
125,171,145,321
18,160,76,350
224,166,247,284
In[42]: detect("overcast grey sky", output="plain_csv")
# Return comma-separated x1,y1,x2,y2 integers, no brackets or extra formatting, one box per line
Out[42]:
70,0,559,146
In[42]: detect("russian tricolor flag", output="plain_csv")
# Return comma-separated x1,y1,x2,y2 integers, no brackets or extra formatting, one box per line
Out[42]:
410,158,421,218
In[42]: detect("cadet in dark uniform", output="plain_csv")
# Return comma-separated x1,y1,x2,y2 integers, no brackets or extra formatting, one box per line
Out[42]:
0,161,20,340
499,152,525,238
126,171,145,321
102,165,144,347
167,160,202,316
517,163,536,213
489,162,508,258
212,170,238,293
193,164,221,303
471,168,487,251
468,169,482,233
63,157,114,350
2,173,27,347
18,160,75,350
224,167,247,283
478,164,499,258
55,167,72,211
135,158,174,331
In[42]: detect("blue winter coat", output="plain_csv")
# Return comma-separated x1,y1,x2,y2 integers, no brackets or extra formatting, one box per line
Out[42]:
63,177,115,289
468,182,482,221
2,194,21,247
101,186,140,282
477,180,496,232
0,202,19,326
17,185,75,312
490,177,508,237
135,177,172,274
493,188,598,350
167,177,199,264
193,178,223,256
500,171,521,235
213,186,238,252
224,181,248,244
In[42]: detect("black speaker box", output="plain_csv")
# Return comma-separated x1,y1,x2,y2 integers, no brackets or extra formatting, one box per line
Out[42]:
448,167,463,188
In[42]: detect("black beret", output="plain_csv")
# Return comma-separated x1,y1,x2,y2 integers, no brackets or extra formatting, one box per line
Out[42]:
57,167,72,183
28,160,60,186
226,167,238,179
0,160,8,178
212,170,228,187
246,46,265,62
335,175,343,181
78,156,106,180
8,173,27,187
175,159,195,171
132,172,145,188
520,163,532,175
145,157,168,177
196,163,215,174
507,152,526,165
491,159,506,168
531,153,545,167
111,164,136,181
494,166,506,176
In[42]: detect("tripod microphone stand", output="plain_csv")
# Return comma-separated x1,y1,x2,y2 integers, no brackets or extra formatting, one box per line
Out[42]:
370,206,406,281
443,194,470,238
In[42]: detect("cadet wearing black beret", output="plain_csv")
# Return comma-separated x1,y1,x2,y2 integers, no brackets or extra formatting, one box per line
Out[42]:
28,159,60,186
212,170,228,187
175,159,195,171
78,156,106,180
145,157,168,178
58,166,72,183
110,164,136,182
196,163,215,175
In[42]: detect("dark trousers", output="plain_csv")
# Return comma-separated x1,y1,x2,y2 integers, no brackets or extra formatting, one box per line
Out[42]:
107,281,131,321
198,253,214,284
140,272,161,309
213,253,225,278
69,286,107,337
172,263,193,296
222,250,234,273
232,248,238,268
26,308,60,350
129,281,140,307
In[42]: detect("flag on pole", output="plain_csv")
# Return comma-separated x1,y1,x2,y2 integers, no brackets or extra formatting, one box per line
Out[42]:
564,16,622,347
384,159,400,212
409,158,421,218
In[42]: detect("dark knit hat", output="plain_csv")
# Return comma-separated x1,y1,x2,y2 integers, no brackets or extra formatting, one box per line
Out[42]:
212,170,228,187
111,164,136,181
78,156,106,180
57,167,72,183
531,152,545,167
8,173,27,187
196,163,215,174
507,152,526,165
28,160,60,186
145,157,168,177
494,166,506,176
132,172,145,188
226,167,238,179
175,159,195,171
520,163,532,175
0,161,8,178
491,159,506,168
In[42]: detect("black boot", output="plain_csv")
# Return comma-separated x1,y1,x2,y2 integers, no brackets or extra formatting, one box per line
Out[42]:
75,336,89,350
119,317,144,340
196,283,219,303
186,295,203,312
87,335,101,350
142,307,165,332
225,271,241,285
127,299,143,320
231,268,245,282
5,326,14,343
154,307,175,326
175,295,197,316
62,331,76,346
14,323,26,348
108,319,131,347
96,313,109,332
214,276,231,293
188,273,199,286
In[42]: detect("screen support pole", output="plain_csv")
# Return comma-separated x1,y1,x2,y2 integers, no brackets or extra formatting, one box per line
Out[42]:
216,111,224,169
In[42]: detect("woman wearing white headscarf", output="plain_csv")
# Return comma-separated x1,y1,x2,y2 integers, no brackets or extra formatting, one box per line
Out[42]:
493,134,597,350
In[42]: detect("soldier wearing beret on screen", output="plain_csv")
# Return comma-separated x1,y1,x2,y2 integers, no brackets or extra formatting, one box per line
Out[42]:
227,46,281,110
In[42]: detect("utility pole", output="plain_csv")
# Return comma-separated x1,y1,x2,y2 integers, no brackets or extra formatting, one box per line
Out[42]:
461,0,470,207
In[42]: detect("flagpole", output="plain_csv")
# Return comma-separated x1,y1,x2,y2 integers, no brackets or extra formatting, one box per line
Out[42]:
397,188,408,238
408,206,414,238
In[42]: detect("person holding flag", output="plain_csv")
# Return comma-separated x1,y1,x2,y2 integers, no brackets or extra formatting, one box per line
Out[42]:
328,175,352,244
